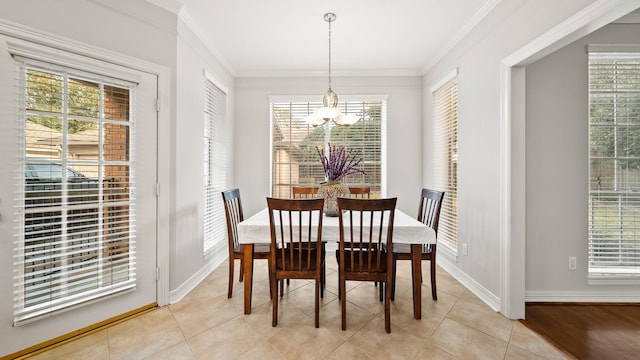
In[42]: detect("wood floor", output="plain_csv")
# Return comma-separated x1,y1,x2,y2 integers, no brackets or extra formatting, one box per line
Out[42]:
520,303,640,360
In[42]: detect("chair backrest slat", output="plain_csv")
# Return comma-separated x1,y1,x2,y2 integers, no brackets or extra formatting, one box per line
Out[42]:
221,189,244,251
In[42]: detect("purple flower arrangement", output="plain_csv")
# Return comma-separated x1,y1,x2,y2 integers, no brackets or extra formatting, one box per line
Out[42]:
316,143,366,181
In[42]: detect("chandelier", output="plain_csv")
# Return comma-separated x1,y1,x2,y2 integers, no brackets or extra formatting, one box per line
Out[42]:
305,13,359,127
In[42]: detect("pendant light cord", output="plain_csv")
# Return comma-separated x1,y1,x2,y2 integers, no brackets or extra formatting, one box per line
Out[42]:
326,13,334,91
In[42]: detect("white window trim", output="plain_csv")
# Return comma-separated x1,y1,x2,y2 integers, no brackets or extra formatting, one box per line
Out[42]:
587,44,640,285
203,70,229,257
430,68,459,262
430,68,459,94
205,70,229,94
6,38,141,84
14,62,138,326
268,95,388,197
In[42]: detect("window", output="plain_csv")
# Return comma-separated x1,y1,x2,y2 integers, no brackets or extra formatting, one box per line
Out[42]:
432,74,458,253
203,75,228,254
270,98,385,198
14,63,136,325
588,48,640,280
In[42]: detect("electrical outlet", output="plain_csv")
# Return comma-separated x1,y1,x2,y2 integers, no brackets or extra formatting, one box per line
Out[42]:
462,243,468,256
568,256,576,270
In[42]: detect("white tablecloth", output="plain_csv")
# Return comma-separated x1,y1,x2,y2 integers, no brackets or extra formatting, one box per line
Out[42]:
238,208,435,245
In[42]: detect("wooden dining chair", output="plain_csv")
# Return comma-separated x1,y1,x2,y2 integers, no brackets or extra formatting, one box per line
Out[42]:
390,188,444,301
348,186,370,198
337,197,397,333
222,188,273,299
292,186,319,199
267,197,325,328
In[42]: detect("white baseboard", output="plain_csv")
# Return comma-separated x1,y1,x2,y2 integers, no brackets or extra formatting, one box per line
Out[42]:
168,242,227,304
525,291,640,303
438,256,502,312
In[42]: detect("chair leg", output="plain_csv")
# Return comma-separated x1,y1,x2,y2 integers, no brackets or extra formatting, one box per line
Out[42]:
430,259,437,300
340,272,347,330
337,270,342,300
315,278,320,328
239,258,244,282
384,279,391,333
321,244,326,298
390,257,397,301
379,281,384,302
320,261,325,298
228,257,234,298
267,268,273,300
272,275,278,327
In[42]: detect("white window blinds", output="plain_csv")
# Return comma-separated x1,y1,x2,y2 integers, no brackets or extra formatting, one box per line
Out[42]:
14,63,137,325
433,77,458,252
271,99,384,198
203,77,227,254
588,50,640,279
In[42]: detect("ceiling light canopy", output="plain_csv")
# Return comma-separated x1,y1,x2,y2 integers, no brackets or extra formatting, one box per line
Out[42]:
305,13,359,127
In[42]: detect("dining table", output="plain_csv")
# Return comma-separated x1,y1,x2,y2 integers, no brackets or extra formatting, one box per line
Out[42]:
237,207,436,319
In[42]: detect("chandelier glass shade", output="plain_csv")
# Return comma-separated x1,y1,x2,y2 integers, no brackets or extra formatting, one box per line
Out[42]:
305,13,359,127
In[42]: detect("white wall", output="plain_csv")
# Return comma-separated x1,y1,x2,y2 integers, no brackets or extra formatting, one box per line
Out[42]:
525,23,640,300
423,0,603,313
234,76,423,217
171,17,235,292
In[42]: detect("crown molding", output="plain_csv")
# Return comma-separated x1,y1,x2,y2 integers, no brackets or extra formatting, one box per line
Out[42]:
177,6,236,76
421,0,503,74
503,0,640,67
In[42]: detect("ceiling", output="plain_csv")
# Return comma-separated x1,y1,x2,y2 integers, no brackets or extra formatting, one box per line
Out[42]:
150,0,502,77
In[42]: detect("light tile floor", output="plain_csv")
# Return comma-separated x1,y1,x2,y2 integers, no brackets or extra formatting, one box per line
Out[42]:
29,259,569,360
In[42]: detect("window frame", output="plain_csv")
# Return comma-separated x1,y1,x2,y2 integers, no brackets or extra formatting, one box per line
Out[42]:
269,95,387,199
203,72,229,256
14,59,138,326
3,25,173,309
587,45,640,283
430,69,459,259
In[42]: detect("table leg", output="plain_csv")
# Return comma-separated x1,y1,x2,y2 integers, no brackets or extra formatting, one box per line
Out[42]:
243,244,254,315
411,244,422,319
